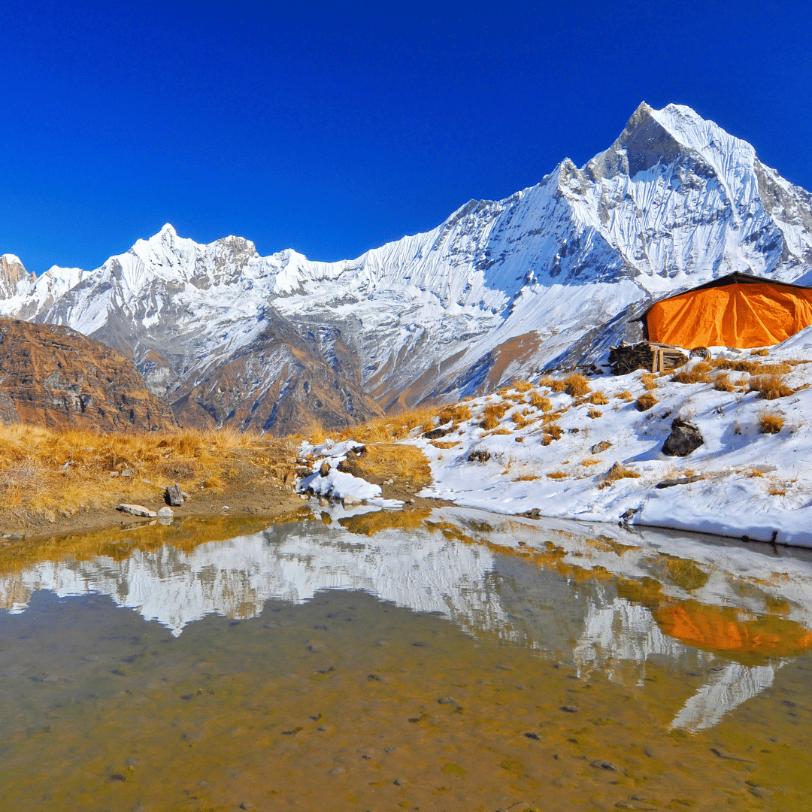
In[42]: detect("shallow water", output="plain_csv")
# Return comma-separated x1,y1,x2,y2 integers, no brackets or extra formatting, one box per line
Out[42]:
0,508,811,810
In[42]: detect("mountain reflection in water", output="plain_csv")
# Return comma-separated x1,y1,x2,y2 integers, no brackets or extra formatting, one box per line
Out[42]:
1,506,811,736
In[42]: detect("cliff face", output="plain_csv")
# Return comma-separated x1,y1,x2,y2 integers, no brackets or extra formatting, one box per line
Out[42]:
0,318,176,432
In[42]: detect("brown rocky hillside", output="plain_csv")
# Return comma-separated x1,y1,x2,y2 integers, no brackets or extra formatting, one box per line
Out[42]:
0,318,176,431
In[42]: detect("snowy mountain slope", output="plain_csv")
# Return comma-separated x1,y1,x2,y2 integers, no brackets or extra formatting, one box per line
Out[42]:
2,102,812,432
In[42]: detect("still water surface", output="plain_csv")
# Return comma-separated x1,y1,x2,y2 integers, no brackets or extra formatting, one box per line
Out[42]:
0,507,810,810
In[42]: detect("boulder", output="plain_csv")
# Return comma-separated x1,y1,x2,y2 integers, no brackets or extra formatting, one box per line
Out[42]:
165,483,184,506
467,449,491,463
319,461,331,477
662,418,704,457
590,440,612,454
423,427,448,440
157,506,174,523
116,504,157,518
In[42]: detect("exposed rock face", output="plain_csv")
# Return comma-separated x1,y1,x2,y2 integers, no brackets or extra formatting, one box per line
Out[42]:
662,418,704,457
0,319,176,432
0,255,31,298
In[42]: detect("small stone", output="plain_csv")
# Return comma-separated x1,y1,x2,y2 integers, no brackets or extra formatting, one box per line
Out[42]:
165,483,184,506
524,732,541,741
590,759,617,771
116,504,157,518
560,705,579,713
120,468,135,478
591,440,612,454
319,461,331,477
157,507,174,523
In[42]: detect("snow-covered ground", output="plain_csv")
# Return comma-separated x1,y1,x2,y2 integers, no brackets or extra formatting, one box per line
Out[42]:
297,439,402,508
396,330,812,548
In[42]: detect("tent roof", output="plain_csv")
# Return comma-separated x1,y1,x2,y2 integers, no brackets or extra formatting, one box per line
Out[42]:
640,272,812,321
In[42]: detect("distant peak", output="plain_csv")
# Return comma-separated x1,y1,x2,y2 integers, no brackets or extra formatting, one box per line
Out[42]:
157,223,177,238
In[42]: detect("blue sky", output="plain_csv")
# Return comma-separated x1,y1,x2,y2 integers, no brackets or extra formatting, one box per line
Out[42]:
1,0,810,273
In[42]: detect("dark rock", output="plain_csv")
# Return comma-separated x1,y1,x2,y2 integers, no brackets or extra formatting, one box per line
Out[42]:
655,474,703,489
165,483,184,506
662,418,704,457
591,440,612,454
690,346,711,359
319,461,331,477
590,759,617,771
423,427,448,440
467,449,491,463
520,508,542,519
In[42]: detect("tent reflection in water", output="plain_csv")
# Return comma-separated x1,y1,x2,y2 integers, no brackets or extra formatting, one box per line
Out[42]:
644,272,812,349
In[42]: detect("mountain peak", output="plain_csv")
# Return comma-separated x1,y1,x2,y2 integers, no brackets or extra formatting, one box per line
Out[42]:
0,254,30,297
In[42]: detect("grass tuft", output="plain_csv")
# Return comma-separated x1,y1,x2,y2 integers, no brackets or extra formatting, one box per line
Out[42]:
758,411,785,434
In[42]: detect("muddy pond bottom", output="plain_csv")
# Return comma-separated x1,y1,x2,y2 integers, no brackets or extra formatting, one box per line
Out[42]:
0,508,811,810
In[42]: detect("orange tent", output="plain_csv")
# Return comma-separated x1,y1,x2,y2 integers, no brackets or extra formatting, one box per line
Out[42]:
644,273,812,349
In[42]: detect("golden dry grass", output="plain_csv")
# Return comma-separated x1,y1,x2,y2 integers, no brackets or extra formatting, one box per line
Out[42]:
528,391,553,411
541,424,563,445
758,411,785,434
512,380,534,393
615,390,633,401
322,406,438,444
602,463,641,485
546,470,569,480
563,373,591,397
0,424,298,530
711,358,792,375
587,408,603,419
588,390,609,405
337,443,432,497
641,373,657,391
712,372,735,392
513,473,539,481
749,374,794,400
437,403,472,427
481,402,510,430
672,361,713,384
635,393,658,412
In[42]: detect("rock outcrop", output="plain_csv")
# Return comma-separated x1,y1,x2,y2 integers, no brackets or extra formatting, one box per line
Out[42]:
0,318,176,432
662,418,704,457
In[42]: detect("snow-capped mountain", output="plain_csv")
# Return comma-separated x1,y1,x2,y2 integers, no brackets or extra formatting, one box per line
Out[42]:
2,102,812,432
